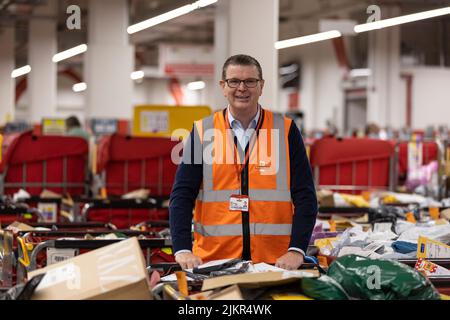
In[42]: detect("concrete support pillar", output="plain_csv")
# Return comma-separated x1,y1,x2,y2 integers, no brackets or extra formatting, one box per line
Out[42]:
214,0,279,110
85,0,134,119
0,27,15,125
28,0,58,123
367,6,402,128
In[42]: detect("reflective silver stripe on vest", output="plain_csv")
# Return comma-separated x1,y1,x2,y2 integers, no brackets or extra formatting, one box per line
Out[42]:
197,189,291,202
183,121,203,165
251,223,292,236
249,189,291,202
194,223,242,237
194,222,292,237
273,113,288,191
197,189,239,202
201,114,215,192
193,121,203,166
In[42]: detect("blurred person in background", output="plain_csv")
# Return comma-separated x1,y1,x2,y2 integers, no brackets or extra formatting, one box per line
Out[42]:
66,115,90,142
365,122,381,139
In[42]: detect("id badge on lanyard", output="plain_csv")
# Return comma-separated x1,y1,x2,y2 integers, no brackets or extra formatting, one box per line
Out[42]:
229,195,249,212
225,107,263,213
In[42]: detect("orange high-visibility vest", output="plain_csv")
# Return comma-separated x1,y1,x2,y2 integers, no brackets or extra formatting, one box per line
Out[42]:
192,108,293,263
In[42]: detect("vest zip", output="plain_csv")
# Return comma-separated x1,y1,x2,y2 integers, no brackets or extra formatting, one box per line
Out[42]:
241,144,251,261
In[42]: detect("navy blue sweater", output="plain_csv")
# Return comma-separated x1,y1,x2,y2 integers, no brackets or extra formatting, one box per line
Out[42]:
169,119,318,255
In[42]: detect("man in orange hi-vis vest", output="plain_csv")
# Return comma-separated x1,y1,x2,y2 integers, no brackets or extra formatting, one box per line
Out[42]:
170,54,318,270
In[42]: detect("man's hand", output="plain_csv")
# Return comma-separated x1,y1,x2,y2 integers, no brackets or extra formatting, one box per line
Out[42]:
175,252,203,270
275,251,304,270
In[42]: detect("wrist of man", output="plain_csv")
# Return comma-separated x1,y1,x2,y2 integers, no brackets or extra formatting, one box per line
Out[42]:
174,249,192,256
288,247,305,257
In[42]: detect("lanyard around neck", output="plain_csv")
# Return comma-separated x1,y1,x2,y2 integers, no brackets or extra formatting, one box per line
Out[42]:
224,107,264,178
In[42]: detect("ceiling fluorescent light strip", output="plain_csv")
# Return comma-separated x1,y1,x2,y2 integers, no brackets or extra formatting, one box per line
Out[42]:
187,81,206,90
350,68,372,77
53,44,88,63
354,6,450,33
196,0,218,7
131,71,145,80
275,30,342,50
11,65,31,78
73,82,87,92
127,0,218,34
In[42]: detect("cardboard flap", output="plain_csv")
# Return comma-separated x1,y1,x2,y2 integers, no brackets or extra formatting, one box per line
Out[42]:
201,270,319,291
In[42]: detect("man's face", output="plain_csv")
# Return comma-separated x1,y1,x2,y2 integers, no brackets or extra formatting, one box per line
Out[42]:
220,64,264,113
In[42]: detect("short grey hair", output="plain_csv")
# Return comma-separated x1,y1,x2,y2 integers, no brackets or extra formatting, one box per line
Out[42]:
222,54,263,80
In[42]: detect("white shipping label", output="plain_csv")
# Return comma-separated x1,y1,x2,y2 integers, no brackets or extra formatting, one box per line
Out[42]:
46,248,78,265
36,263,81,291
423,242,450,258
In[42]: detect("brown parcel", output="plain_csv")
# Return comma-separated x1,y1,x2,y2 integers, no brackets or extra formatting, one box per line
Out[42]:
202,270,319,291
5,221,35,232
316,190,335,207
208,285,244,300
190,285,244,300
28,237,152,300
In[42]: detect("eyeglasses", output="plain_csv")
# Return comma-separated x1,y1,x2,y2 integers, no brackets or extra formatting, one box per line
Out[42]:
224,78,261,88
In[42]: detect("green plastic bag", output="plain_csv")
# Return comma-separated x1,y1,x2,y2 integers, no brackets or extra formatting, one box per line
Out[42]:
326,254,440,300
301,275,349,300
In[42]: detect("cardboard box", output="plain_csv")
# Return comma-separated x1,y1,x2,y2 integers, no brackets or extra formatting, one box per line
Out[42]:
40,189,62,198
317,190,334,207
201,270,319,291
28,237,152,300
189,288,243,300
441,208,450,221
5,221,35,232
121,189,150,199
208,285,244,300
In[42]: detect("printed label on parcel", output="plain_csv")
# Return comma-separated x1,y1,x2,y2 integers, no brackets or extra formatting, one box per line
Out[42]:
417,236,450,259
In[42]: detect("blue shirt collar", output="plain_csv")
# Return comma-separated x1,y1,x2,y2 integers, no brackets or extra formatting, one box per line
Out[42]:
227,105,261,130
